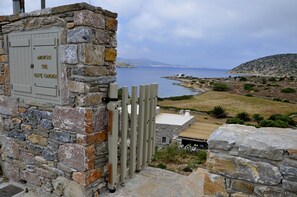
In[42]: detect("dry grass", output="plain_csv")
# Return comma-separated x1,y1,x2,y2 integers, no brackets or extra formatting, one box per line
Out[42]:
159,91,297,118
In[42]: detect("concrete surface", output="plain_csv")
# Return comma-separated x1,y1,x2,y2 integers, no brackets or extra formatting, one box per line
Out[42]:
102,167,205,197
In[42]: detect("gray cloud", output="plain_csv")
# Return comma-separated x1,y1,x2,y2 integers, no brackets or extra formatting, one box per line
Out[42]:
0,0,296,68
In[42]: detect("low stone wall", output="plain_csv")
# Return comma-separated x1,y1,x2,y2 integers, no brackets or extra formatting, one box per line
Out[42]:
203,124,297,197
0,3,117,197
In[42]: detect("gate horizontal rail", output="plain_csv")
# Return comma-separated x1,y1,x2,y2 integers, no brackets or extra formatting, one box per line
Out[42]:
107,83,158,191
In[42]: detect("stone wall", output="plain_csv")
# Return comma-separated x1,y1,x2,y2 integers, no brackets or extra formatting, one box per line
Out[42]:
0,3,117,197
203,124,297,197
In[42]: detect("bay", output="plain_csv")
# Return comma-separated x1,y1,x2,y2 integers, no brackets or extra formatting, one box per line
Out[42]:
117,66,235,98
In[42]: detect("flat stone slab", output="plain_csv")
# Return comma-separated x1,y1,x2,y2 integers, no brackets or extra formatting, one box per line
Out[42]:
102,167,205,197
208,124,297,160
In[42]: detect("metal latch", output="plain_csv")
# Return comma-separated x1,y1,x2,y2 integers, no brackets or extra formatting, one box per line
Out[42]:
30,64,34,69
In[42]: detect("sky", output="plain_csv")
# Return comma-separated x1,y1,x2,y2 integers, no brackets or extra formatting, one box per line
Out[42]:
1,0,297,69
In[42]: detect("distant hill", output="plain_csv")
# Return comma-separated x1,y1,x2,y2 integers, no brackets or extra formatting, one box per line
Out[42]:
116,57,191,68
115,61,135,68
229,54,297,77
117,57,170,67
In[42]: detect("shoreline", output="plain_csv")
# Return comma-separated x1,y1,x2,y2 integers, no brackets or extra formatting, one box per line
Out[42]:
163,75,297,103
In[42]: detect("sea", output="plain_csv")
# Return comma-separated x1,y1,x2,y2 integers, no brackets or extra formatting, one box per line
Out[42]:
117,66,236,98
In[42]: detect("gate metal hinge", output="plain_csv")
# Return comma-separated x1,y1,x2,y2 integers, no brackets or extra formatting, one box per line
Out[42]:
103,97,118,103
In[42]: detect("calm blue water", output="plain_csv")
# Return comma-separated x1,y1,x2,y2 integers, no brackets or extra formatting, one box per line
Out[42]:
117,67,235,98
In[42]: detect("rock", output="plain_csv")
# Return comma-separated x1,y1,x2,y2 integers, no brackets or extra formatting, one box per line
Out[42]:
50,130,76,143
40,119,53,129
105,48,117,62
3,119,13,130
60,44,78,64
254,185,296,197
58,144,90,171
53,106,92,134
0,96,18,115
207,152,282,185
74,10,105,29
288,149,297,160
0,135,19,159
20,170,41,186
52,175,86,197
36,167,57,179
208,125,297,161
72,65,110,76
229,179,254,194
25,17,66,31
67,27,92,43
20,108,52,126
68,80,90,93
76,93,103,107
28,134,48,146
2,161,20,181
106,17,118,32
52,176,68,196
8,130,26,141
203,171,228,197
28,143,44,155
64,179,86,197
35,156,47,164
93,105,107,132
78,44,104,66
20,151,35,165
283,180,297,193
72,169,102,186
280,165,297,181
42,148,56,161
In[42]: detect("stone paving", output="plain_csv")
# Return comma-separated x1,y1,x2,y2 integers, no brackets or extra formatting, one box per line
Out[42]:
102,167,206,197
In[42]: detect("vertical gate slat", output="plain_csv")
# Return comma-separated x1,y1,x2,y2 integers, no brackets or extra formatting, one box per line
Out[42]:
152,84,159,157
147,84,154,162
142,85,150,167
107,83,119,191
129,86,138,176
136,85,145,171
120,87,128,183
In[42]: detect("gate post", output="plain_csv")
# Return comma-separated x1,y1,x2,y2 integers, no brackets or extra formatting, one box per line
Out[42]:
107,83,119,191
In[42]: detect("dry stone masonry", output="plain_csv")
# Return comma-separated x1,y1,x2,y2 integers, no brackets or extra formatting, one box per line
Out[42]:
204,124,297,197
0,3,117,197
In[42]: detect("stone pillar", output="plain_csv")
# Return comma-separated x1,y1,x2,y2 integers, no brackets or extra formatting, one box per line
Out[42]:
203,124,297,197
0,3,117,196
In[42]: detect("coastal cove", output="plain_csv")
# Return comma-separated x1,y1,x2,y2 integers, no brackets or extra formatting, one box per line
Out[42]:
117,67,235,98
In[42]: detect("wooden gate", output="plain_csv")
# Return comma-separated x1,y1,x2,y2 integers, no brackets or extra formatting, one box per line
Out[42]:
107,83,158,191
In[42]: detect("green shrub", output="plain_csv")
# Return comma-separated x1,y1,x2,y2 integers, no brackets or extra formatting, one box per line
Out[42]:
289,76,294,81
169,95,194,101
252,114,264,123
259,120,289,128
210,106,227,118
236,112,251,121
244,84,255,90
239,77,248,81
245,94,253,97
268,114,296,126
157,163,167,169
268,77,277,82
226,118,244,124
281,88,296,93
213,83,229,91
182,166,192,172
273,98,282,102
283,99,290,103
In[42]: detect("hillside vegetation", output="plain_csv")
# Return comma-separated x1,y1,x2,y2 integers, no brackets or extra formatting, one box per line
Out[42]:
159,91,297,118
229,54,297,77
